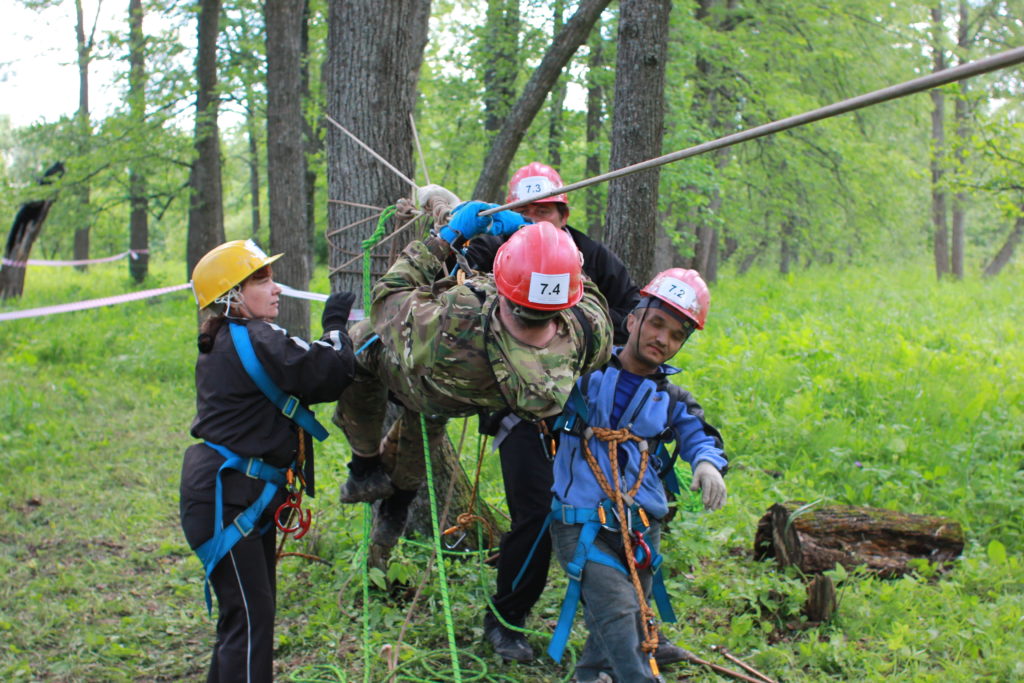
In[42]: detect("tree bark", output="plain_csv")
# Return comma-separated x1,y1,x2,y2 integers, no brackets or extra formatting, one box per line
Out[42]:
325,0,430,297
473,0,613,203
186,0,225,279
983,211,1023,277
754,501,965,577
482,0,520,135
584,26,605,240
951,0,970,280
547,0,567,169
930,5,949,279
245,88,262,240
127,0,149,284
267,0,311,339
604,0,671,284
73,0,93,270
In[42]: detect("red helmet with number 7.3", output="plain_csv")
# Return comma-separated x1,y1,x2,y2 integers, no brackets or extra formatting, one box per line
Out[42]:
505,162,570,208
493,221,584,314
639,268,710,330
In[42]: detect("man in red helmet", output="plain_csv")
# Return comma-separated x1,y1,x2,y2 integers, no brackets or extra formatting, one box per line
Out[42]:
444,163,702,666
546,268,728,683
333,217,613,555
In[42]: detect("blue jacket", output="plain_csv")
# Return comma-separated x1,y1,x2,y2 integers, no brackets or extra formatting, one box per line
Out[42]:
551,350,728,519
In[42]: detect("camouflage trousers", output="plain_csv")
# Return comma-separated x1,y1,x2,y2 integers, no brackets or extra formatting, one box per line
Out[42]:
333,319,448,491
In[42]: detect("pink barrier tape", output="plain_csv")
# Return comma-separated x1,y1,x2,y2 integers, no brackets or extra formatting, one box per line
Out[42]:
1,282,366,322
1,249,149,268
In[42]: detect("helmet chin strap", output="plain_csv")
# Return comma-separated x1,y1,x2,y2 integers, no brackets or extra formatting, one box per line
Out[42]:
216,287,253,319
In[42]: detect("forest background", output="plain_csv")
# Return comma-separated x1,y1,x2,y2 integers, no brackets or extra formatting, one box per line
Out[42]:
1,0,1022,681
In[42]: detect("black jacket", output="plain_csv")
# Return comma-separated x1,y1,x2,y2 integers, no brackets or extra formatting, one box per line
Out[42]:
463,225,640,344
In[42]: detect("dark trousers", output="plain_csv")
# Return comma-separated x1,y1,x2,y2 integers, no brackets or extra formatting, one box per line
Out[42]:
491,420,555,625
181,444,281,683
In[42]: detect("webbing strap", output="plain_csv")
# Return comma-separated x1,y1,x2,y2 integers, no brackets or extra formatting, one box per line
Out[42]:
228,322,329,441
193,442,289,614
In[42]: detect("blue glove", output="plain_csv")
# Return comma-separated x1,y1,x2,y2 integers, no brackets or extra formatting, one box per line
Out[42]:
488,209,528,237
439,200,492,243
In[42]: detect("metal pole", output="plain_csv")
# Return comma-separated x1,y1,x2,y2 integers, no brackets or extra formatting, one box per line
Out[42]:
479,45,1024,217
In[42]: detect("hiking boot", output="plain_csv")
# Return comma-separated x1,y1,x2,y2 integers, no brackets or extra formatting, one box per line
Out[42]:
338,466,394,504
653,632,693,666
483,612,534,663
371,499,411,548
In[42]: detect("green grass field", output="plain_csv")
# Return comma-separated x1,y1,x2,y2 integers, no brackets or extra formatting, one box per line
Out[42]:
1,260,1021,682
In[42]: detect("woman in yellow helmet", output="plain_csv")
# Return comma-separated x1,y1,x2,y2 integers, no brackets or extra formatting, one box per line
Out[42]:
181,239,355,682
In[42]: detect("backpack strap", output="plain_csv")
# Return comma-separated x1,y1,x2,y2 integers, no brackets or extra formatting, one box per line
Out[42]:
228,322,329,441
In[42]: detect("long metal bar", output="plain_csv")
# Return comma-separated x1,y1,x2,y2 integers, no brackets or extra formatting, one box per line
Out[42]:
479,46,1024,217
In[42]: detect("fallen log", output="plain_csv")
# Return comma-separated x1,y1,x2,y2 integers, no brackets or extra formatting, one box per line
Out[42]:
754,501,964,577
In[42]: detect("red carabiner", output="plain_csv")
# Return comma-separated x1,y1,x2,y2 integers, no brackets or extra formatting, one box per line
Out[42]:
275,493,312,539
632,530,652,570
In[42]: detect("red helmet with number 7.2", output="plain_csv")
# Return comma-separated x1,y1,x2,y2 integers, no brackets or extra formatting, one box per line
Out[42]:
493,221,584,315
639,268,710,330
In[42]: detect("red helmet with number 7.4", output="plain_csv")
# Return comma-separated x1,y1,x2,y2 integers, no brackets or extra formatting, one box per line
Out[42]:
493,221,584,314
639,268,710,330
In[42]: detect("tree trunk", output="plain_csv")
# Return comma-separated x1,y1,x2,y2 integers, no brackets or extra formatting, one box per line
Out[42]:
1,199,56,300
73,0,92,271
779,216,796,275
482,0,520,135
950,0,970,280
127,0,149,284
473,0,613,203
603,0,671,284
983,211,1023,277
186,0,225,279
325,0,430,297
245,90,262,240
584,25,606,240
754,501,965,577
301,0,317,275
547,0,567,169
267,0,311,339
930,5,949,279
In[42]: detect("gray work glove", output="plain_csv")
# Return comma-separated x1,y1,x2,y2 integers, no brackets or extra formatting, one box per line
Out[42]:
691,461,727,511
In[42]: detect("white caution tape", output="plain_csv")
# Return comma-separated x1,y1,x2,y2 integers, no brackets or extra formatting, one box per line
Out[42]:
1,249,148,268
1,282,364,323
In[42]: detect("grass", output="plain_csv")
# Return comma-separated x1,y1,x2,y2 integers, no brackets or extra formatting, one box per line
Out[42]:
0,258,1021,681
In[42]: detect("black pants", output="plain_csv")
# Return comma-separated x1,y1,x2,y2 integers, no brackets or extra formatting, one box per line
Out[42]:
180,444,283,683
491,420,555,625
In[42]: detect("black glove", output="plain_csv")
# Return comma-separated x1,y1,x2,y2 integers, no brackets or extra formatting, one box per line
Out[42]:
322,291,356,332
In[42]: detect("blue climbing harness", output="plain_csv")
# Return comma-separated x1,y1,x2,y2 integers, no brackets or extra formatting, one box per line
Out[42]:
192,322,330,613
545,498,677,663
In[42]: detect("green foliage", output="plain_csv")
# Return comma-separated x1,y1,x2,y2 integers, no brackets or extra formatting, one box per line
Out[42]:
1,261,1022,681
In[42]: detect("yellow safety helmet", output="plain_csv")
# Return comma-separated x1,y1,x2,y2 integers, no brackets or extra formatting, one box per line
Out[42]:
191,239,282,309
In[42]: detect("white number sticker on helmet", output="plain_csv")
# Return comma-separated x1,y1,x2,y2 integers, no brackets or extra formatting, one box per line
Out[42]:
654,276,698,312
516,175,555,201
528,272,570,305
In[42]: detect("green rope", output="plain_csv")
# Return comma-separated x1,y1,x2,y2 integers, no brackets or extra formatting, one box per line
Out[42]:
361,206,396,311
419,413,463,682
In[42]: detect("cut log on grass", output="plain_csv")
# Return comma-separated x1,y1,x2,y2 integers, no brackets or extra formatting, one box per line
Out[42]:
754,501,964,577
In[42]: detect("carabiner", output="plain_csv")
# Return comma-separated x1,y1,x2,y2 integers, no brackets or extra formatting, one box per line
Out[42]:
632,530,652,570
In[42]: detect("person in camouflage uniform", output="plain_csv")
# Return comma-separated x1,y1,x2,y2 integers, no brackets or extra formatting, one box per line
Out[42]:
335,216,613,547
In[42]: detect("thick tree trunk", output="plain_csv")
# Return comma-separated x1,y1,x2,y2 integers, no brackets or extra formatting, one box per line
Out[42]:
267,0,311,339
584,27,605,240
482,0,520,135
1,200,56,300
127,0,149,284
325,0,430,297
930,5,949,279
603,0,671,284
983,212,1023,277
473,0,613,203
754,501,964,577
186,0,225,278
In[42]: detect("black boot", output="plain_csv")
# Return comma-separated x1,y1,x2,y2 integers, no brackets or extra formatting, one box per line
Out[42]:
483,611,534,663
338,458,394,504
371,487,417,547
653,630,693,666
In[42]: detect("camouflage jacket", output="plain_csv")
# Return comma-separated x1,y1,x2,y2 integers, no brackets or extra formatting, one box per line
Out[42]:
367,237,612,421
